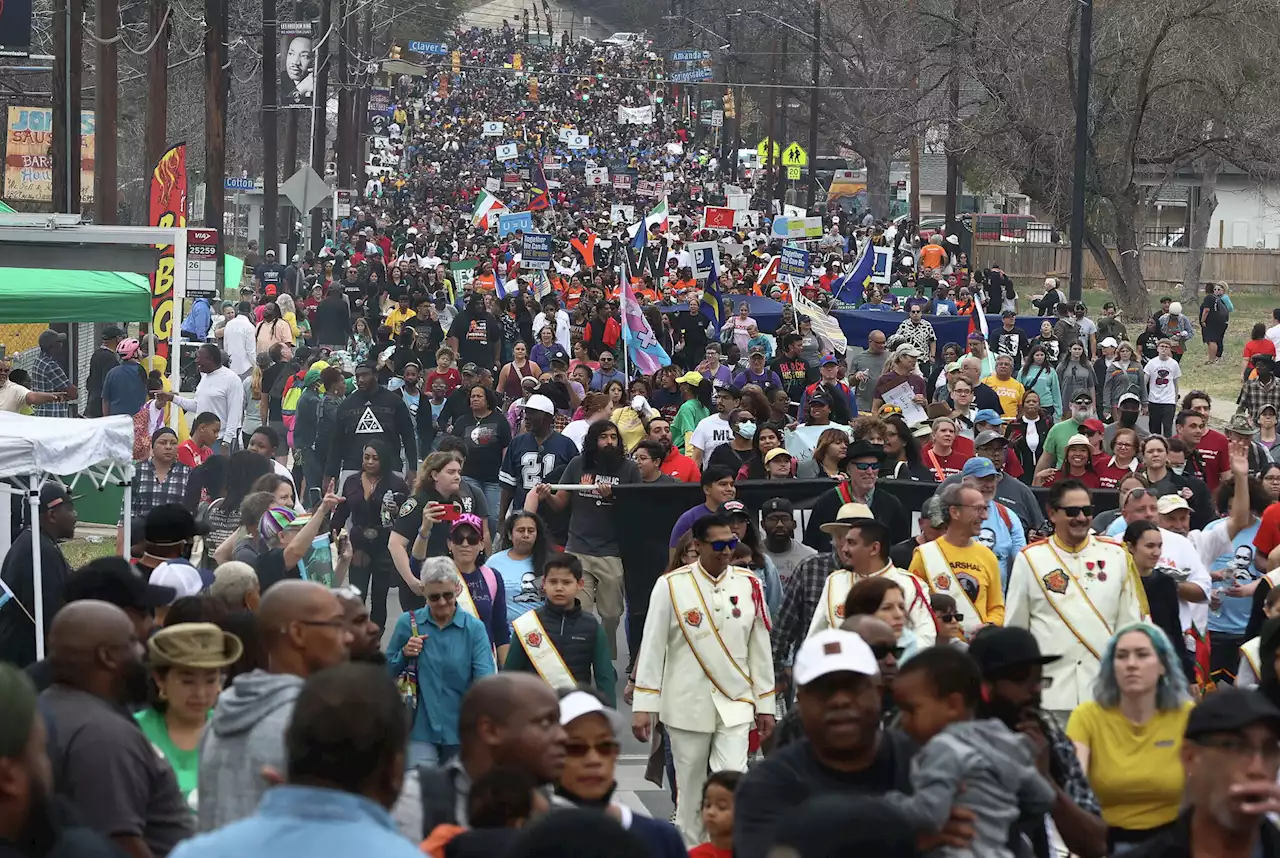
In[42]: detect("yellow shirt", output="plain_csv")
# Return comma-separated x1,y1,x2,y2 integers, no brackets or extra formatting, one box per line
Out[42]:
386,307,417,336
908,538,1005,625
982,374,1025,419
611,406,648,453
1066,700,1193,830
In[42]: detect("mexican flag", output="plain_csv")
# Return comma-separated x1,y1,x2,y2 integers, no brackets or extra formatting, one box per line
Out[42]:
627,196,669,239
471,188,508,229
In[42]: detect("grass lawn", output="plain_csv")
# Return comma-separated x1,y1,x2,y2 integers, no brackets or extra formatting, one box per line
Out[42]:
61,537,117,567
1079,287,1263,413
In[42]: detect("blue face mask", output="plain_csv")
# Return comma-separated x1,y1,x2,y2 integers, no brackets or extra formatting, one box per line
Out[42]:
738,421,757,440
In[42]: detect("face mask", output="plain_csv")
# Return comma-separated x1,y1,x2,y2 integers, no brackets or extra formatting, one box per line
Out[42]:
1171,465,1185,476
738,421,757,440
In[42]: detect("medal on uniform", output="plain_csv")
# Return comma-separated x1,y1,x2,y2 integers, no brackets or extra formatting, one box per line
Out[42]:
730,595,741,618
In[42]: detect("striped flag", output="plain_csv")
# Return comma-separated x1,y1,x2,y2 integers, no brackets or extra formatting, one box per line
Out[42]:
621,228,671,375
831,236,874,304
471,188,507,229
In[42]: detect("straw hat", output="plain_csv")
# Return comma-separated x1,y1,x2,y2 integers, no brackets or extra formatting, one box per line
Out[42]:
148,622,244,669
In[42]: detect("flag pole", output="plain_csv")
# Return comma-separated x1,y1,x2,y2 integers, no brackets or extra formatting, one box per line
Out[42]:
619,254,630,382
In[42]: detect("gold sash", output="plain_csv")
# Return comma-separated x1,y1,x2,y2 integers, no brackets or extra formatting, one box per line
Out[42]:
667,567,754,704
825,570,854,629
1241,637,1261,680
512,611,577,689
455,578,481,621
918,541,985,638
1022,540,1116,661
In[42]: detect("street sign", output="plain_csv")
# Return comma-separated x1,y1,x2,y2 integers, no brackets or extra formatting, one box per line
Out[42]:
781,142,808,167
281,167,330,213
333,189,353,219
786,165,801,180
669,68,713,83
224,176,256,191
669,49,711,62
408,40,449,55
185,228,219,299
710,110,724,128
755,138,780,160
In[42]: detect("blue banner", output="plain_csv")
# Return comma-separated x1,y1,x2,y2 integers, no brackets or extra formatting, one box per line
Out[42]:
780,246,810,280
521,233,554,269
498,211,534,238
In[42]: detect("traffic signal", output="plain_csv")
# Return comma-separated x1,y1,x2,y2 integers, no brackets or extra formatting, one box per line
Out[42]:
390,44,401,59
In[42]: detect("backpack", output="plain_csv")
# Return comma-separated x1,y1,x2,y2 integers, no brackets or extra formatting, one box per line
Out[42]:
280,369,308,442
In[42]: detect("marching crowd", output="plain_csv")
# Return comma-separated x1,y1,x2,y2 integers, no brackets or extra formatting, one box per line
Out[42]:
6,17,1280,858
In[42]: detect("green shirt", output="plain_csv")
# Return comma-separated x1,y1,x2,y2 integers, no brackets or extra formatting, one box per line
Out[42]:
134,707,200,808
1042,418,1081,467
671,400,710,455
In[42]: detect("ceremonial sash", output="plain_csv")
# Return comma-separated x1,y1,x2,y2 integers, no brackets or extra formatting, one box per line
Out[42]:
1241,637,1261,682
512,611,576,690
1022,541,1116,662
824,567,928,631
667,568,754,704
918,542,985,639
455,579,481,621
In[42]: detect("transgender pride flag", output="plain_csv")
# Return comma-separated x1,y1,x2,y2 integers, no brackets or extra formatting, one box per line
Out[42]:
620,225,671,375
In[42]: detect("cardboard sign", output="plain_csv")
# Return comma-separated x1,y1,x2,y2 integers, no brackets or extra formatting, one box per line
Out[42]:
780,246,811,279
498,211,534,237
702,206,736,231
496,142,518,160
610,204,636,224
521,233,554,269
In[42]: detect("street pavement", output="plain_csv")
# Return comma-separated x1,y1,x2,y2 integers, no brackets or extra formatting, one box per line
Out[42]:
462,0,614,40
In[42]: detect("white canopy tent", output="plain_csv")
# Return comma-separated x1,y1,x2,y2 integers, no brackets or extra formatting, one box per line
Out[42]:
0,413,135,659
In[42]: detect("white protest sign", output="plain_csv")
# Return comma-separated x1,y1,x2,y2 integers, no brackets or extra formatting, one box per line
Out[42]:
686,241,719,281
726,193,750,211
791,282,848,351
483,121,504,136
566,134,589,149
616,105,655,125
485,177,501,192
558,128,577,143
610,204,636,224
585,167,609,186
734,210,762,228
496,143,518,161
784,204,807,219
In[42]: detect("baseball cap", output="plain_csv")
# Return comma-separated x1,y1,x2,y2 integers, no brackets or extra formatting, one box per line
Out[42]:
1117,393,1141,407
38,483,78,513
62,556,176,611
819,354,839,366
794,629,879,686
559,689,625,733
974,408,1003,426
1065,433,1092,449
1100,337,1118,349
719,500,749,518
1071,391,1094,404
354,360,377,374
749,345,766,357
37,329,66,349
102,325,126,340
523,394,555,415
760,498,794,516
763,447,793,464
961,457,998,478
1156,494,1191,514
974,429,1009,448
460,362,480,375
145,504,209,546
808,392,831,407
893,343,922,360
1080,418,1105,434
944,360,964,374
676,370,704,386
1001,310,1016,318
148,560,205,601
968,626,1061,677
1227,413,1259,436
1185,687,1280,740
545,345,569,366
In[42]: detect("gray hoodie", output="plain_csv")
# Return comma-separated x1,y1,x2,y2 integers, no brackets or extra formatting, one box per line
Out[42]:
890,718,1055,858
196,670,304,832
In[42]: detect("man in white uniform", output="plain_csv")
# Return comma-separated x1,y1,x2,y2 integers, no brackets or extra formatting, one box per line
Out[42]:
1005,479,1148,725
632,512,776,846
807,504,935,645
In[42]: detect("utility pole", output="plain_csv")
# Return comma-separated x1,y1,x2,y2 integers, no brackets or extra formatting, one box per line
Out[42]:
806,2,820,210
908,0,920,226
773,33,788,206
51,0,83,213
1068,0,1093,302
94,0,119,223
309,0,331,251
359,0,372,171
335,0,351,191
943,48,959,225
765,35,778,212
262,0,278,253
205,0,228,238
724,15,736,181
145,0,169,185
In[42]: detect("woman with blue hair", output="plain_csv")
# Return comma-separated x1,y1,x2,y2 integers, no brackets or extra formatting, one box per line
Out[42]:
1065,622,1194,854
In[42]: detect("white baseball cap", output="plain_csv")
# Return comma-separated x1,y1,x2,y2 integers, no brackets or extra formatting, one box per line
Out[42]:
794,629,880,686
148,561,204,602
523,394,555,415
1100,337,1118,349
1156,494,1191,514
559,690,624,733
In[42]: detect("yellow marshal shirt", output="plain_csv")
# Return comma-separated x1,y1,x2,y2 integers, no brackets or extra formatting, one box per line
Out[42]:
1066,700,1193,830
982,374,1026,419
908,538,1005,625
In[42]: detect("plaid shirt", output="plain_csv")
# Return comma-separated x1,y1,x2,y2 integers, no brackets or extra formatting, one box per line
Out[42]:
1040,711,1100,815
29,352,71,418
1238,376,1280,421
772,552,840,671
128,460,191,520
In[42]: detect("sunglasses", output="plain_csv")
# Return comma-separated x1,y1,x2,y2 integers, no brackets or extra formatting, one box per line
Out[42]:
450,533,482,546
708,537,740,552
1058,505,1094,518
564,739,621,759
938,612,964,623
426,591,457,603
869,643,906,661
1123,488,1153,503
850,461,880,471
878,405,903,416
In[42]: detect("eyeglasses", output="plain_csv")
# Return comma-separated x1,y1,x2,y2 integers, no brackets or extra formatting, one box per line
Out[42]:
938,612,964,623
450,533,482,546
426,591,457,603
1123,488,1153,503
868,643,906,661
564,739,621,758
708,537,740,552
850,461,880,471
1057,505,1094,518
1193,736,1280,763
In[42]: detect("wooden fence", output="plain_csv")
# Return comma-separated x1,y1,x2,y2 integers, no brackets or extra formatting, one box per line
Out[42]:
972,241,1280,293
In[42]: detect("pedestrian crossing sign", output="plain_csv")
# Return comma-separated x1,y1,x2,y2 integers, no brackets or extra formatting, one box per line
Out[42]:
781,142,808,167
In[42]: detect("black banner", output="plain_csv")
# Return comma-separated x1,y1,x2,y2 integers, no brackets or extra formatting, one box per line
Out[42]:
0,0,33,56
614,479,1118,655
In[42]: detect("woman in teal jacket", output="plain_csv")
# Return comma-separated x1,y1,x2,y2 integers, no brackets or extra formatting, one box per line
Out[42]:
1018,343,1062,420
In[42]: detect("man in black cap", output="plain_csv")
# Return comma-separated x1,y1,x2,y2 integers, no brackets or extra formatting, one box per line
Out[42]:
969,626,1107,858
29,330,76,418
0,662,122,858
0,484,79,667
1124,688,1280,857
760,498,817,587
86,325,125,418
325,360,418,491
136,504,211,622
803,440,909,553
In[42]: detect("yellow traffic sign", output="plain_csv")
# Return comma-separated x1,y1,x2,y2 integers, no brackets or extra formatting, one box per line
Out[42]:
755,138,780,160
786,165,801,180
781,142,808,167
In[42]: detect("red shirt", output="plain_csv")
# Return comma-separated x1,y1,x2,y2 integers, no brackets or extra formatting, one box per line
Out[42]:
689,846,732,858
662,447,702,483
921,436,975,479
1043,467,1103,489
1191,429,1229,492
1254,502,1280,558
1092,454,1137,489
177,439,211,468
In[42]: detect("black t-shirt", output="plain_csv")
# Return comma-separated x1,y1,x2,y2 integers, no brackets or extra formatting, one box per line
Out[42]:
708,442,751,473
453,410,512,483
86,346,120,417
0,530,71,668
447,311,502,371
391,485,490,556
675,311,708,356
734,734,915,858
1200,295,1227,330
254,547,299,592
255,263,286,297
772,357,812,402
